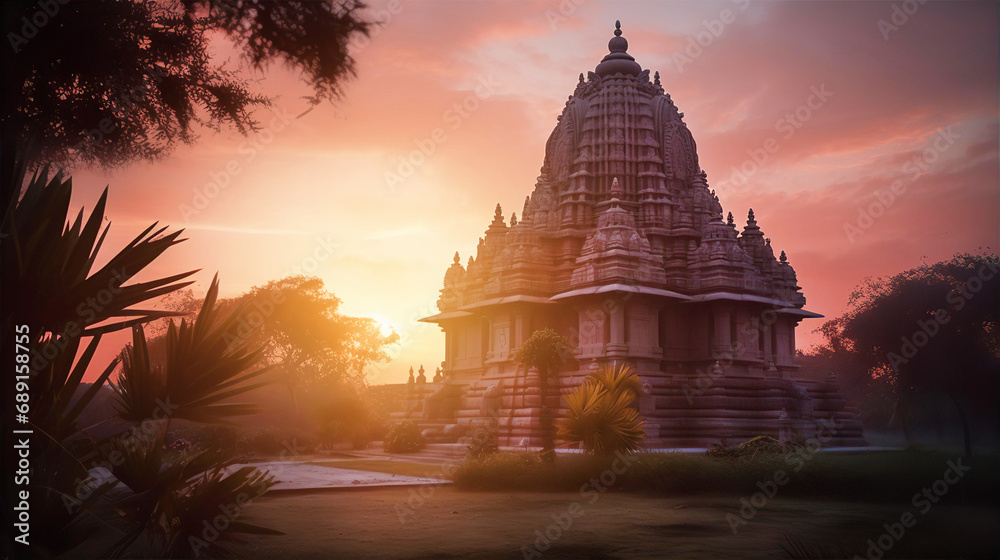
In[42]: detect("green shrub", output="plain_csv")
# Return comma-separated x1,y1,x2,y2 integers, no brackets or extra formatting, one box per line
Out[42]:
382,421,426,453
453,451,543,489
466,425,499,459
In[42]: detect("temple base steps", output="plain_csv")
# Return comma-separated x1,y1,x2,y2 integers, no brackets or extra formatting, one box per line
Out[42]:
392,368,868,450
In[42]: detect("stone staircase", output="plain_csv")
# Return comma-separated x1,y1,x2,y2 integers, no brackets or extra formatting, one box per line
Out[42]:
390,369,867,450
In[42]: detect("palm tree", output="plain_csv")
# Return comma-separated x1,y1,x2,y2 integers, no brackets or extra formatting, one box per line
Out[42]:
559,363,645,456
514,328,570,462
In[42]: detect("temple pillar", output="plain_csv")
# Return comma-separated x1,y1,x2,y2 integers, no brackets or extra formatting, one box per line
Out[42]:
712,305,732,352
576,301,607,359
607,298,628,357
775,319,793,368
513,312,524,352
444,329,454,370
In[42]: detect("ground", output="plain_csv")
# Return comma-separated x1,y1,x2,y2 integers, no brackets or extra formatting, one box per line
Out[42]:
240,487,999,559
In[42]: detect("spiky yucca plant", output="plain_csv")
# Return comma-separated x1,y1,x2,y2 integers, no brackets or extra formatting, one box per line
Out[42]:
105,276,282,557
559,363,645,455
113,274,275,424
1,150,196,556
2,148,280,558
105,426,279,558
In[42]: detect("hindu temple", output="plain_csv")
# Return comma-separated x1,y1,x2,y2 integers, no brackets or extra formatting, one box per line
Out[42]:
405,22,866,449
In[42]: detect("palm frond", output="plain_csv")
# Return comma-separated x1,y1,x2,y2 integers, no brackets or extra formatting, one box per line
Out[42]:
113,275,275,425
559,364,646,455
2,165,195,341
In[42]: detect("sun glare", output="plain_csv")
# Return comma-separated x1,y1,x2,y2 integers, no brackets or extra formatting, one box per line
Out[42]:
370,314,399,338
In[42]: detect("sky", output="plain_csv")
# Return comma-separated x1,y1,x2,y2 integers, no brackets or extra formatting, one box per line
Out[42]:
70,0,999,385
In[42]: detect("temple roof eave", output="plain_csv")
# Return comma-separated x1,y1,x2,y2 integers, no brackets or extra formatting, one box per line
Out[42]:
550,283,691,301
682,292,822,318
458,294,556,311
775,307,824,319
418,310,474,323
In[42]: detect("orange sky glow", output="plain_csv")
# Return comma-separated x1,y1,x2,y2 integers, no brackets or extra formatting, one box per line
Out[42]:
70,0,998,385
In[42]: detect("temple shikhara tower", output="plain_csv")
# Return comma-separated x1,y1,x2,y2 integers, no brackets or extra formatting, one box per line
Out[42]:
411,22,865,448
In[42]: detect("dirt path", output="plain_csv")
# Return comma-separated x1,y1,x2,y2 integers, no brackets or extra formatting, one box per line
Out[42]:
239,488,998,559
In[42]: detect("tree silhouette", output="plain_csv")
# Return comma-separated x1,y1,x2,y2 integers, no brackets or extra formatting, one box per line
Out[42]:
815,252,999,456
204,276,397,398
1,0,371,169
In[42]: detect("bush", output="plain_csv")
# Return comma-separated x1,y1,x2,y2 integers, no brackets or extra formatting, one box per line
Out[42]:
466,425,499,459
313,385,386,450
382,421,426,453
705,435,798,461
187,425,240,452
319,420,373,450
453,451,543,489
243,427,285,455
559,363,645,455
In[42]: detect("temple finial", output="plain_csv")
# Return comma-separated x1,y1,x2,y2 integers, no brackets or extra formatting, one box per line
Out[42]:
579,72,585,83
598,19,638,75
654,71,660,86
727,212,734,226
510,212,518,227
453,251,460,263
494,203,502,218
779,250,788,263
610,177,622,199
748,208,755,222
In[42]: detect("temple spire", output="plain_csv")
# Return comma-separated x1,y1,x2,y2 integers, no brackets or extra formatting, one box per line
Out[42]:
489,203,506,230
610,176,623,199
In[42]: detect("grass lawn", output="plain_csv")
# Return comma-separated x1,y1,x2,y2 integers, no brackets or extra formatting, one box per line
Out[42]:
239,488,999,559
451,450,999,504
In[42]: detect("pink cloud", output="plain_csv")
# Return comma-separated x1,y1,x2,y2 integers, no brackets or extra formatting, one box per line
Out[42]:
67,1,998,382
